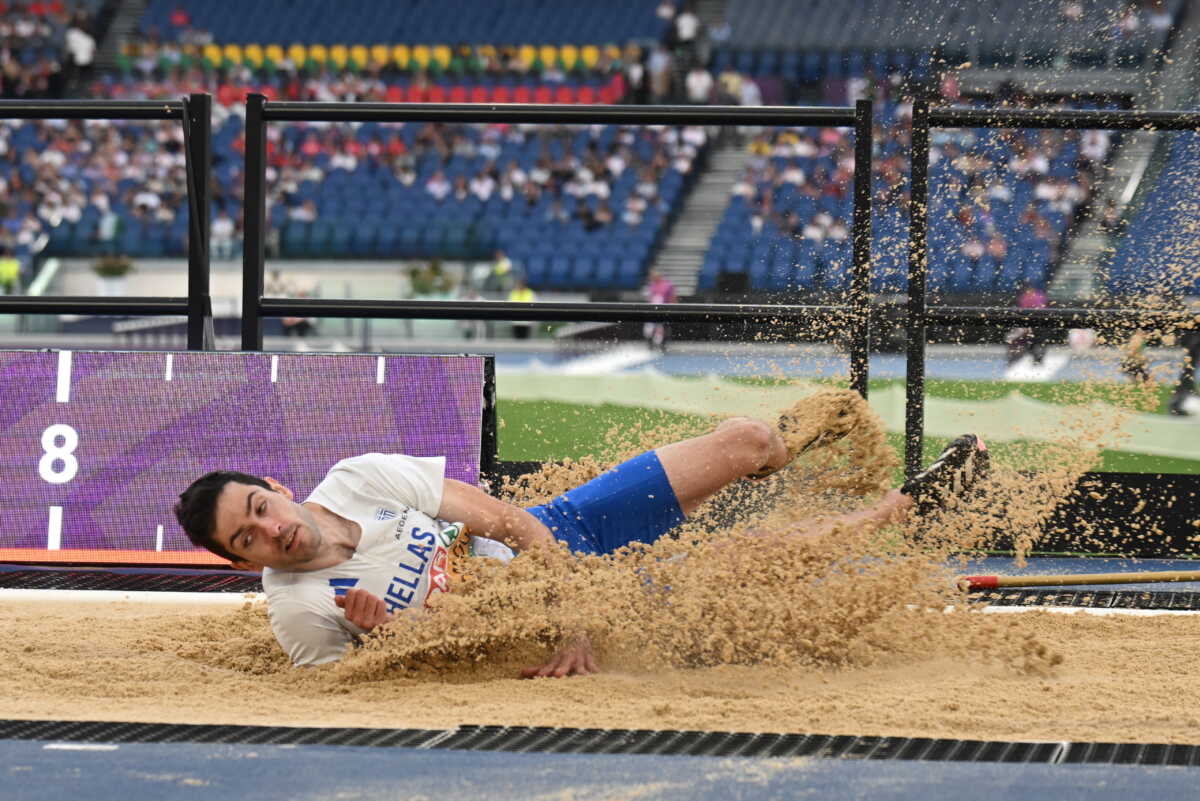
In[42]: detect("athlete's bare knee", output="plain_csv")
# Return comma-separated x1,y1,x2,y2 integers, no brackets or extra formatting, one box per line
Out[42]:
719,417,777,463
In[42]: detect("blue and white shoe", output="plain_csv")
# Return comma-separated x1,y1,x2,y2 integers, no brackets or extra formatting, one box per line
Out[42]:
901,434,990,514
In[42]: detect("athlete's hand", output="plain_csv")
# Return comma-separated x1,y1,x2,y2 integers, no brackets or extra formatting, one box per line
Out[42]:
520,635,598,679
334,588,393,632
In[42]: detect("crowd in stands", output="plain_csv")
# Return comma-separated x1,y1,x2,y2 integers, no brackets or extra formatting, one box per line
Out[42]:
702,80,1112,296
0,0,96,99
0,0,1153,305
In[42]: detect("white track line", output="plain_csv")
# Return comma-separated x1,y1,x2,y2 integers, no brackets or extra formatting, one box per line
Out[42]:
46,507,62,550
164,353,173,381
43,744,119,752
376,356,386,384
0,589,263,605
270,354,279,383
981,606,1198,617
55,350,72,402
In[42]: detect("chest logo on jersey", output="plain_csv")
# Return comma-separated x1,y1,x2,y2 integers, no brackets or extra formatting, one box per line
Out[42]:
375,507,397,521
381,525,449,614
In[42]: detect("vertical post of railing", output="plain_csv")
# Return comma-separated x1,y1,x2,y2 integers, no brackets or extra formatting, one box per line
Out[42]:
480,355,498,482
905,99,931,478
242,93,268,351
850,98,874,398
185,92,212,350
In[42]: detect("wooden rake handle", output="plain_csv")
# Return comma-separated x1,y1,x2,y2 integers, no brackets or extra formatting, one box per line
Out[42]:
959,570,1200,591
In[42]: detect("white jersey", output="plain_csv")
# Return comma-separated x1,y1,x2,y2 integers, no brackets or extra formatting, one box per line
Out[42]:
262,453,514,666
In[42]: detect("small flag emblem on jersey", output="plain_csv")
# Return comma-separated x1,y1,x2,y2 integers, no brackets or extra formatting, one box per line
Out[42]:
328,577,360,597
375,507,397,521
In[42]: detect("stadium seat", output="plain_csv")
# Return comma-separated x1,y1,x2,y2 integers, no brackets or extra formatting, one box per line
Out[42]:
391,44,410,70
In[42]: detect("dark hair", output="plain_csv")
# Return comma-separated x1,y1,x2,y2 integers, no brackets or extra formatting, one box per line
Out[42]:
174,470,271,563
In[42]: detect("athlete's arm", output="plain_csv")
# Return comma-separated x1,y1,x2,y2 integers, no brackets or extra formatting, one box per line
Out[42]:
437,478,558,553
520,635,599,679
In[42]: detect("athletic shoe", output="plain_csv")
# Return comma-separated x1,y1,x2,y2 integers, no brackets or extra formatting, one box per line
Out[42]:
747,390,860,479
901,434,990,514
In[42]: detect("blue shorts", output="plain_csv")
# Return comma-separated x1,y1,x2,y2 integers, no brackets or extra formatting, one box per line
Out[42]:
525,450,686,555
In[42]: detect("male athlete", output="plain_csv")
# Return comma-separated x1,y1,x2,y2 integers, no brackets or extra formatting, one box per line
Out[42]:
174,391,988,677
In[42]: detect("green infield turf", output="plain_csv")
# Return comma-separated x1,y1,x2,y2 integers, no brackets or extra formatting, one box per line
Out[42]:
497,389,1200,476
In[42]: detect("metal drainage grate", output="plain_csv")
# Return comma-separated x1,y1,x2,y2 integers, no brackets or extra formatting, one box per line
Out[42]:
0,719,441,749
4,720,1198,766
435,726,1068,761
972,589,1200,610
0,569,262,594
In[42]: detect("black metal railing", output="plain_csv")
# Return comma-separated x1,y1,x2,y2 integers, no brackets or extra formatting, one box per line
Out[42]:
0,96,213,350
7,95,1200,485
239,97,877,397
904,101,1200,476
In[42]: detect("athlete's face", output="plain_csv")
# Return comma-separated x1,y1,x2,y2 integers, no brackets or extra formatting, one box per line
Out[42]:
211,479,324,570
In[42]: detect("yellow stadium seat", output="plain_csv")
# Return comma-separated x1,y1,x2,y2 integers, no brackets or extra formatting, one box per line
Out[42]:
559,44,578,70
604,43,622,62
329,44,348,68
431,44,451,69
265,44,285,64
391,43,410,69
243,44,263,67
308,43,328,65
369,44,389,67
477,43,496,61
517,44,536,69
222,43,242,65
411,44,431,68
203,43,222,65
580,44,600,68
287,43,306,66
538,44,557,67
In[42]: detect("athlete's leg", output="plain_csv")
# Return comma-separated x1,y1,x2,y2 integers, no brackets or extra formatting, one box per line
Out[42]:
779,489,913,540
655,417,789,516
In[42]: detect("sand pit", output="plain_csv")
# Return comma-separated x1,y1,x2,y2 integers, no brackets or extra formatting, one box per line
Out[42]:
1,598,1199,744
3,390,1194,745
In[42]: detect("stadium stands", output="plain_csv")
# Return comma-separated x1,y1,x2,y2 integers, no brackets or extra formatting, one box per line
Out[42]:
700,102,1109,298
22,107,704,292
715,0,1182,80
1105,132,1200,296
138,0,669,48
0,0,1175,307
0,1,101,100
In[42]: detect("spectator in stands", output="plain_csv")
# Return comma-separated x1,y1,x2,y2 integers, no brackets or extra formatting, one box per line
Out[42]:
469,169,495,202
685,65,713,104
672,2,702,64
64,17,94,89
0,247,18,294
629,49,652,105
168,4,191,31
425,169,451,202
1097,198,1122,235
1169,327,1200,416
411,259,456,296
288,199,317,223
483,249,516,295
1006,283,1048,366
647,45,672,103
738,74,762,107
642,269,677,351
211,209,237,260
507,275,536,340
